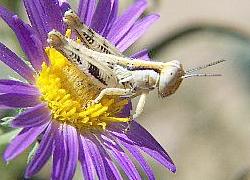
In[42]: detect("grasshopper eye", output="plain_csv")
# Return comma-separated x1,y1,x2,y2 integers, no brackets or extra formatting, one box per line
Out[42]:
158,60,184,97
47,30,66,48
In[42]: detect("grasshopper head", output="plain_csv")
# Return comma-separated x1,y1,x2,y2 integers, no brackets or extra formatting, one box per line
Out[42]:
63,9,82,28
47,30,67,48
158,59,226,98
158,60,185,98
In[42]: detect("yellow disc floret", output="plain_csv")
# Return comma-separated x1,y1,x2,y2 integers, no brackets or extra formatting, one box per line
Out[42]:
36,47,129,131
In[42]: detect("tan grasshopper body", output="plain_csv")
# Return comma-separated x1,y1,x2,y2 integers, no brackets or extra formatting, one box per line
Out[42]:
47,10,225,120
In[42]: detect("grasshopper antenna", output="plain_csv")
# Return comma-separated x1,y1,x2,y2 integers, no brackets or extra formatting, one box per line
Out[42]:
182,73,222,79
182,59,226,79
185,59,226,73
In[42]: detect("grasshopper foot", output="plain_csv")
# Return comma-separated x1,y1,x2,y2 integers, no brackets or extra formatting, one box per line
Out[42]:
84,100,96,109
123,115,133,133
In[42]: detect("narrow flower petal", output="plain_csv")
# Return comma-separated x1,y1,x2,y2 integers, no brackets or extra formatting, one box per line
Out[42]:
131,49,150,61
101,134,141,180
0,105,15,109
58,0,67,4
0,79,31,86
23,0,48,45
91,134,122,180
103,0,119,37
119,138,155,180
0,6,47,71
11,104,50,128
0,93,40,108
90,0,113,34
52,124,78,180
0,80,39,95
110,121,176,173
23,0,64,45
116,14,160,52
51,124,63,180
59,0,71,14
0,42,35,82
78,0,96,26
3,123,48,162
42,0,65,33
78,134,95,180
82,135,108,180
138,143,176,173
65,125,79,179
119,101,132,118
107,0,147,44
25,123,54,177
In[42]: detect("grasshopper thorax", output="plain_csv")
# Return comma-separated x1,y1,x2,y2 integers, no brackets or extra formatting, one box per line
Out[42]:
158,60,185,98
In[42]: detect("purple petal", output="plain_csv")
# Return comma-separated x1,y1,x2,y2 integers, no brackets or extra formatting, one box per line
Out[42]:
107,0,147,44
0,93,40,108
0,80,39,95
78,134,95,180
78,0,96,26
42,0,65,32
3,123,48,162
0,6,47,71
0,42,35,83
101,134,141,180
65,125,79,179
81,134,108,180
131,49,150,61
0,105,15,109
59,1,71,14
90,0,113,35
51,123,62,179
23,0,47,45
110,121,176,173
119,138,155,180
91,134,122,180
25,122,54,177
23,0,64,45
11,103,50,128
103,0,119,37
119,101,132,118
116,14,160,52
58,0,67,4
0,79,34,86
52,124,78,180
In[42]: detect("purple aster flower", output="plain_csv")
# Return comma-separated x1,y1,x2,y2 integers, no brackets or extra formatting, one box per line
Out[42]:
0,0,176,179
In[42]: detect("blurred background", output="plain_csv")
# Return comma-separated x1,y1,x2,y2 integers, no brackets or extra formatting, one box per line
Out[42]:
0,0,250,179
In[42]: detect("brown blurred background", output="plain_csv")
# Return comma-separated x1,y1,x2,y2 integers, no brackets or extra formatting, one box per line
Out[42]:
0,0,250,179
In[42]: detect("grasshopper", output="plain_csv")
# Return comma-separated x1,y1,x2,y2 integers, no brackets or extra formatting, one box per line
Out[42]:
47,10,225,122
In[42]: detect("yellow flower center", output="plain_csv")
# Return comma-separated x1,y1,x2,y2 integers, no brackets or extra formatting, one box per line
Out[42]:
35,45,129,131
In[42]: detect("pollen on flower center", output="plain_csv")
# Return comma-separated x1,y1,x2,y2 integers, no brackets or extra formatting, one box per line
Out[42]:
35,47,129,130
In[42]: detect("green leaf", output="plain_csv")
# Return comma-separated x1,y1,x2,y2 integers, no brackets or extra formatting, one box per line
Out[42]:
27,141,39,164
0,117,14,128
0,129,20,146
0,108,24,126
